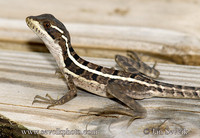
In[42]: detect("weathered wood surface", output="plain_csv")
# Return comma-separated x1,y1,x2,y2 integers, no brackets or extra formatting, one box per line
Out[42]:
0,0,200,34
0,18,200,65
1,0,200,64
0,50,200,137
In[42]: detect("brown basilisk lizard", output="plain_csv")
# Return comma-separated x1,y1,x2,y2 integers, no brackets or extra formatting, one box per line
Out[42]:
26,14,200,118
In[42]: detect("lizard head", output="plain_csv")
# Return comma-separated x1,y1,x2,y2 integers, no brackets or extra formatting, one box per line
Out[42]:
26,14,72,68
26,14,70,45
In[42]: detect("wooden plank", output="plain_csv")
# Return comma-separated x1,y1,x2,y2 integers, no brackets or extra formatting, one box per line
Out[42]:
1,18,200,65
0,0,200,36
0,50,200,137
1,0,200,65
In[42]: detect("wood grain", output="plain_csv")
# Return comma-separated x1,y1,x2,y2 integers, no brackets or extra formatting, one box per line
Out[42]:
0,1,200,137
1,18,200,65
0,50,200,137
0,0,200,35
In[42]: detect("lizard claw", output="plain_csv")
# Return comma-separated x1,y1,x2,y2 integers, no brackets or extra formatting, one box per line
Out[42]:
32,94,58,108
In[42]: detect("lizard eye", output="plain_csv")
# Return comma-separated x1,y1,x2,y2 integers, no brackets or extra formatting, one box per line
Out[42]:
43,21,51,28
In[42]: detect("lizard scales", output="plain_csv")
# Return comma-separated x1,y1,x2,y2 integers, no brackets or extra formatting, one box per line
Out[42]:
26,14,200,112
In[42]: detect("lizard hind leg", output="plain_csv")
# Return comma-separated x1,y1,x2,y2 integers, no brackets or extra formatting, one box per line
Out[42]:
79,80,147,122
127,51,160,78
115,51,160,79
106,79,147,118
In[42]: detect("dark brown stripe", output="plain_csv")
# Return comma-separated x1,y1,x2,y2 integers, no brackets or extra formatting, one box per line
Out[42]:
193,92,198,97
74,54,79,60
108,79,115,83
113,70,119,75
64,57,72,67
175,85,182,89
130,74,137,78
91,74,98,81
82,61,89,66
63,50,67,56
177,91,184,97
75,68,85,75
69,47,74,52
157,87,163,93
96,66,103,71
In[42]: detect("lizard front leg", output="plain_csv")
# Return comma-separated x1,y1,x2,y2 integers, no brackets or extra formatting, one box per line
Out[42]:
32,74,77,108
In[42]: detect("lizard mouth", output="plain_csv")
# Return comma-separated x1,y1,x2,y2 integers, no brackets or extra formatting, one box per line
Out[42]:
26,17,45,38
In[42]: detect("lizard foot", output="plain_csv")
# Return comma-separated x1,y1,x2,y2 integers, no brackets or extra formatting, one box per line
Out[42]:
32,93,60,109
80,106,145,127
32,75,77,109
80,104,146,118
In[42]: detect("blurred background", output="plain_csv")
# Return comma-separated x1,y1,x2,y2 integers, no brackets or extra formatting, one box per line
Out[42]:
0,0,200,65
